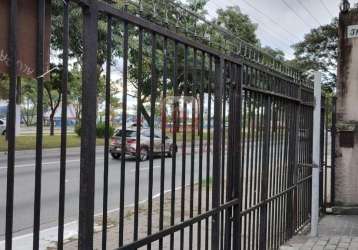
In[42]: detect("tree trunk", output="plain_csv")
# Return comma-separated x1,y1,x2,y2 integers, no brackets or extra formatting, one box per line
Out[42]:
50,113,55,136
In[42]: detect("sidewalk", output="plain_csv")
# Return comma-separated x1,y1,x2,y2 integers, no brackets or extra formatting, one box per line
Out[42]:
281,215,358,250
48,183,212,249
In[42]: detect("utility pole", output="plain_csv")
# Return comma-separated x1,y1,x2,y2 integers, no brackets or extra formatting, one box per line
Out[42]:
311,72,322,237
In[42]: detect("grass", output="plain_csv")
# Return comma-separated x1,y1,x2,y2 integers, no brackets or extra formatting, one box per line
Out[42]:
0,130,212,152
0,135,105,152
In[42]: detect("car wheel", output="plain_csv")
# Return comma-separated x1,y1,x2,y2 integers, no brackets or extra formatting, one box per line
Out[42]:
111,153,121,159
140,147,149,161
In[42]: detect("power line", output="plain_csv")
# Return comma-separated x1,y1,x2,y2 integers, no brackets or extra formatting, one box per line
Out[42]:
211,0,295,48
318,0,335,18
296,0,322,26
237,0,302,41
280,0,312,29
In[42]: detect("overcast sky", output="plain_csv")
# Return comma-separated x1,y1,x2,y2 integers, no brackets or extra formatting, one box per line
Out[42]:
198,0,355,59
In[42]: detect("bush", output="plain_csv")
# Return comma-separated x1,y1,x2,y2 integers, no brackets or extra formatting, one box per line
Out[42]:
75,123,81,136
74,122,115,138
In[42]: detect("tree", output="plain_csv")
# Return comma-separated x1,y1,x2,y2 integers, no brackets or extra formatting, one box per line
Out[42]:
44,65,64,136
21,79,37,126
261,46,285,61
215,6,259,46
0,73,8,100
291,19,338,92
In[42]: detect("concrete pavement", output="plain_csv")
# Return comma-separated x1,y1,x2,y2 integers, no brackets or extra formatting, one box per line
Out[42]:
281,216,358,250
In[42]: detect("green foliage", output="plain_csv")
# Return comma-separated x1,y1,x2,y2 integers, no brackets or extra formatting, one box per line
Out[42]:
0,74,8,100
74,123,81,137
75,122,115,138
215,6,259,46
96,122,115,138
261,46,285,61
291,19,338,92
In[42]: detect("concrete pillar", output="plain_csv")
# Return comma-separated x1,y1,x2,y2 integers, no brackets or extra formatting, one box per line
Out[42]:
334,5,358,213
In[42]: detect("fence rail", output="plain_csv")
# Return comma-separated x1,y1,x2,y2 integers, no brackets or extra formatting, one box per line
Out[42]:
2,1,326,250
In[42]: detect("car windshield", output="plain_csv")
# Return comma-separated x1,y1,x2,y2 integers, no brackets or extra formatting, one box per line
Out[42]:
114,130,136,137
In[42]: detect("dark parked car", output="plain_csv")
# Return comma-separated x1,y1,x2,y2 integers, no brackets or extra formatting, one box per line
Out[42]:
110,128,175,161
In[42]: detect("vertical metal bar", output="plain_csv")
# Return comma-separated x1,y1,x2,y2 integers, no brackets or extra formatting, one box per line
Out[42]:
159,37,168,250
331,96,336,205
78,2,98,249
232,64,243,250
319,100,325,210
224,63,234,250
240,71,248,250
189,48,197,250
119,18,129,248
197,51,205,250
147,31,157,250
180,45,188,250
244,90,253,250
33,0,46,248
101,14,112,250
248,90,257,249
5,0,17,248
267,96,275,250
170,41,178,250
205,55,213,250
257,92,265,249
254,75,262,249
58,1,69,249
220,63,227,250
259,95,271,250
134,26,143,242
212,56,224,250
324,99,328,208
282,100,290,242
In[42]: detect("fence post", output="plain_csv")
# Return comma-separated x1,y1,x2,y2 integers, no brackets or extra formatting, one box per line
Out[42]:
320,97,325,210
331,96,337,205
212,56,224,250
311,72,322,237
78,1,98,249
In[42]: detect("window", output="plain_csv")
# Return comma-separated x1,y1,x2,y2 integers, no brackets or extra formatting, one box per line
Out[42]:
114,130,136,137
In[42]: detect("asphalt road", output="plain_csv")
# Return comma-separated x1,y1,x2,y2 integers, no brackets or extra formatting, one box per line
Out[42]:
0,146,210,240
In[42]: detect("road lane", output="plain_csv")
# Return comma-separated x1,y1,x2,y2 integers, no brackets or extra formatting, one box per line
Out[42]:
0,149,210,240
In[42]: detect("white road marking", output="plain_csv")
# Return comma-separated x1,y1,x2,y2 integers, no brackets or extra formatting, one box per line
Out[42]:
0,157,105,170
0,185,187,250
130,164,161,172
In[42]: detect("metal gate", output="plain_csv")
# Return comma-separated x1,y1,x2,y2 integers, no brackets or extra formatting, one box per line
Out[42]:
3,0,322,249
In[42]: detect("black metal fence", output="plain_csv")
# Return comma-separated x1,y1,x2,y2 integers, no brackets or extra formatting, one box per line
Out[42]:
2,1,325,250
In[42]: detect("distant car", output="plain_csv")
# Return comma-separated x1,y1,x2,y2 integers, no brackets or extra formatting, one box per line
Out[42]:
0,119,6,136
110,128,175,161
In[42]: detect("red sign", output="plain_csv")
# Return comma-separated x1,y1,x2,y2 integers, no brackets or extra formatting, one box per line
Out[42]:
0,0,51,79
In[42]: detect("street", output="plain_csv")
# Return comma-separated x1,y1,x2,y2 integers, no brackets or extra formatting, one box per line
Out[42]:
0,147,210,240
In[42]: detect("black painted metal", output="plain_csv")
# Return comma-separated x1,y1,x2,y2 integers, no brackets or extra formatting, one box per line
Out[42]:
102,14,112,250
78,1,98,249
3,1,322,250
331,97,337,206
5,0,17,249
58,2,69,249
33,1,46,248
